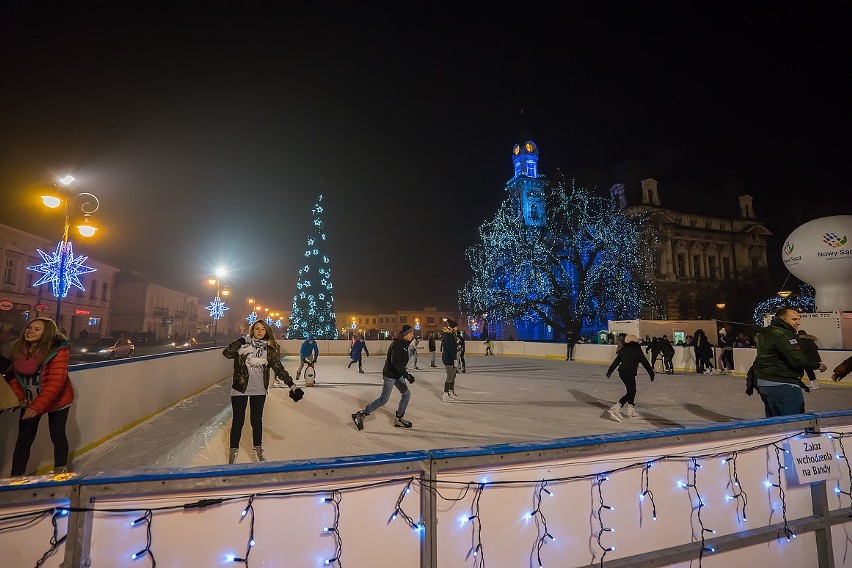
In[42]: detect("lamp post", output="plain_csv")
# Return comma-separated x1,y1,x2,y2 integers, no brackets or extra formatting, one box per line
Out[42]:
33,175,100,328
206,268,230,346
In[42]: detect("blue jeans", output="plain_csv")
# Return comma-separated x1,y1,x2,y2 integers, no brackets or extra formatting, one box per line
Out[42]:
364,376,411,418
760,384,805,417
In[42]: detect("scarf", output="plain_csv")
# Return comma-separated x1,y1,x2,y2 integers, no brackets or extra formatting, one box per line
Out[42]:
245,338,269,368
14,353,40,376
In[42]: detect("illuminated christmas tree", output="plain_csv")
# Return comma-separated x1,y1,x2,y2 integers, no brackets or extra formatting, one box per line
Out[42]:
460,175,661,340
287,194,337,339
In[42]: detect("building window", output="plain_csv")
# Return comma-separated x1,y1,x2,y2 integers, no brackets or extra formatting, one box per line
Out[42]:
708,256,718,279
689,219,697,227
372,318,376,325
90,280,97,299
722,257,732,279
692,255,702,278
4,257,16,285
399,316,408,323
101,282,109,301
427,317,434,324
705,220,713,229
676,254,687,277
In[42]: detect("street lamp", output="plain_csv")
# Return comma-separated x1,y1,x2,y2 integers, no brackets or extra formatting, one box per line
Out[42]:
28,175,101,327
206,268,230,346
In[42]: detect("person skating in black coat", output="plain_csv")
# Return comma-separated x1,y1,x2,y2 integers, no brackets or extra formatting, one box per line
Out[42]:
606,335,655,422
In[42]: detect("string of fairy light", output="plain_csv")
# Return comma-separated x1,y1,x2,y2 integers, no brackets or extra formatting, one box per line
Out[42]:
5,430,852,567
460,181,661,337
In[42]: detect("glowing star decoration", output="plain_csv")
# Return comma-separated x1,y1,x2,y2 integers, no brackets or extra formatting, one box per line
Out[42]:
207,296,229,320
274,319,283,328
246,312,257,325
28,241,97,299
265,316,274,325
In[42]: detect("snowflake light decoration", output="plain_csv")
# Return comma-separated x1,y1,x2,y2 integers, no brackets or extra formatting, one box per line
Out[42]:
274,319,283,328
265,316,273,325
207,296,229,320
27,241,97,299
246,311,257,325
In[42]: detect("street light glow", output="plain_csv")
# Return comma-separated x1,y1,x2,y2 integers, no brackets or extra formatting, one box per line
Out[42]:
215,267,228,278
41,195,62,208
58,175,76,186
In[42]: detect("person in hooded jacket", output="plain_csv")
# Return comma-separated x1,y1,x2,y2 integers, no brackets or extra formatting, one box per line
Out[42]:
605,334,655,422
441,320,459,402
796,329,822,390
428,331,438,367
4,317,74,476
693,329,714,374
296,335,319,381
645,337,661,372
352,325,416,430
348,334,369,373
659,335,675,374
223,320,302,464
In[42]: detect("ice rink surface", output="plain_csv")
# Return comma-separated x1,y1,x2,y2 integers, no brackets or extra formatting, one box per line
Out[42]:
73,354,852,472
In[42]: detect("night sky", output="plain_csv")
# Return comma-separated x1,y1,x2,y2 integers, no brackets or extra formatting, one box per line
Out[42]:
1,1,849,313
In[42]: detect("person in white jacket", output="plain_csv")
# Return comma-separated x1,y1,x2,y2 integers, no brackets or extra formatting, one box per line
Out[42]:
408,336,420,370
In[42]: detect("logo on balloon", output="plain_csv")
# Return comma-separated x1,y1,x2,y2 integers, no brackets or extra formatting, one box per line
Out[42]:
822,233,848,249
783,241,795,255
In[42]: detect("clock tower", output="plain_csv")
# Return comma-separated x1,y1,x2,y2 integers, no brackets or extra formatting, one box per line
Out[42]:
505,139,547,228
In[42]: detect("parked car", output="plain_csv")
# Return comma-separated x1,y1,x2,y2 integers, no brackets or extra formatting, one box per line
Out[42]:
171,336,198,350
74,337,135,360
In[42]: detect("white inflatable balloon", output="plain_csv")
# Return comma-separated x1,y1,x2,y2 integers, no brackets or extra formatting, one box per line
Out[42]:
782,215,852,311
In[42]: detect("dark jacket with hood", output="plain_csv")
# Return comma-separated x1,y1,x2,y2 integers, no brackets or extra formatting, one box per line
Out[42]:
607,341,655,377
383,333,411,380
796,333,821,363
753,317,820,385
441,330,458,365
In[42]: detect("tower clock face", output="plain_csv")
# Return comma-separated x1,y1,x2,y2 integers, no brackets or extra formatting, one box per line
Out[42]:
525,142,535,152
513,144,520,155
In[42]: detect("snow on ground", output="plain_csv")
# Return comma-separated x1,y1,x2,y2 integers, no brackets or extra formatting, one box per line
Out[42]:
73,354,852,472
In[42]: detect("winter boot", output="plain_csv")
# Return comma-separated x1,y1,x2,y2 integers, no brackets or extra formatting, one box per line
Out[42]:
253,446,266,462
394,415,413,428
228,448,238,464
352,411,365,431
442,392,455,403
625,404,638,418
53,465,69,475
607,403,623,422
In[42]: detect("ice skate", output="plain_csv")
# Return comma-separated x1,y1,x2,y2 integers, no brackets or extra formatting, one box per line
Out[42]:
228,448,238,464
253,446,266,462
352,411,365,431
347,360,353,369
442,392,455,403
53,465,69,475
624,404,638,418
607,403,623,422
810,380,820,390
449,390,460,399
394,416,413,428
358,368,364,374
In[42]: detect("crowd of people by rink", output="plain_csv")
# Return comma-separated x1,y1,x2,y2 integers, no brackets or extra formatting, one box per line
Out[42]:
2,309,852,472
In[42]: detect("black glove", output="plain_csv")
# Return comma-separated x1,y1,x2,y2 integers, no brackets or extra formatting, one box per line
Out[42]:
237,337,247,345
798,380,810,393
288,387,305,402
745,386,754,397
404,372,415,384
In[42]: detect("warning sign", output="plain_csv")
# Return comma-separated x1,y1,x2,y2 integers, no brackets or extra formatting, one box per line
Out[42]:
786,435,841,484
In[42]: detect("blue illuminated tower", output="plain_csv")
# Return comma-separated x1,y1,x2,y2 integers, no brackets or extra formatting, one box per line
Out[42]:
505,134,547,227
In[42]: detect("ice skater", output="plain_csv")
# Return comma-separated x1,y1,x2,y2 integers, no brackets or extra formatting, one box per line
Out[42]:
223,321,303,464
441,320,459,402
605,334,655,422
408,335,420,370
456,329,466,373
428,331,438,367
484,338,494,356
348,334,369,373
296,334,319,384
352,325,416,430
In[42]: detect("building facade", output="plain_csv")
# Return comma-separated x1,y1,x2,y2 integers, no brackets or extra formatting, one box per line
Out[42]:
111,271,200,343
335,306,458,339
0,223,119,341
624,179,771,319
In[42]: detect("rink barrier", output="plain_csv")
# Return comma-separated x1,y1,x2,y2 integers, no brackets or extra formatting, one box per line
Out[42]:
3,412,852,567
4,342,850,476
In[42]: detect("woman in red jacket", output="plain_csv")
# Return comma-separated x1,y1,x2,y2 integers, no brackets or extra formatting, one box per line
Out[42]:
4,317,74,476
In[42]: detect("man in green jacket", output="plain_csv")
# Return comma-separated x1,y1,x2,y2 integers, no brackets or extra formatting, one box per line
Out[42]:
754,308,826,416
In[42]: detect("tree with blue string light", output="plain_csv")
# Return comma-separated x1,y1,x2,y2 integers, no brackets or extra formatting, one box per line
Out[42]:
460,173,661,341
287,194,338,339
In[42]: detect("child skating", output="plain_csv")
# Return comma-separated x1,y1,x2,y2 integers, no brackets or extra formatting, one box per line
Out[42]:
605,335,655,422
348,334,369,373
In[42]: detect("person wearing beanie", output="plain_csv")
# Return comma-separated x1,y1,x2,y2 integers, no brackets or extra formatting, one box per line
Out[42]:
605,334,655,422
441,320,459,402
296,335,319,385
352,325,417,430
348,334,369,373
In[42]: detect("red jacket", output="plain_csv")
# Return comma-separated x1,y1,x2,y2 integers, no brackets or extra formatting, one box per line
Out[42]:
5,342,74,415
